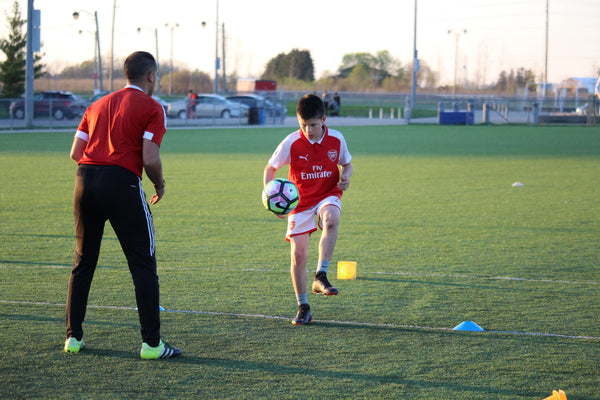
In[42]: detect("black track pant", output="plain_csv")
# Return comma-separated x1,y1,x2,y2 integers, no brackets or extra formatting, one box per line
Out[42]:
66,164,161,346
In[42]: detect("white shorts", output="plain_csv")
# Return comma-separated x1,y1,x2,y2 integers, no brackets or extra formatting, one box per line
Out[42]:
286,196,342,241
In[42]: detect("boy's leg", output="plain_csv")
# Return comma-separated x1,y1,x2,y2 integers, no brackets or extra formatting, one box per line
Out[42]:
318,205,341,267
290,233,312,325
290,233,310,300
313,205,340,295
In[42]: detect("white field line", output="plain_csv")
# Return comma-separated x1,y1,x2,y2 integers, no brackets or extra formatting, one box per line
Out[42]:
1,299,599,341
370,271,600,286
1,264,599,286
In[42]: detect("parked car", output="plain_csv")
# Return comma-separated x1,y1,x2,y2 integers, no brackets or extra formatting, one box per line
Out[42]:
87,92,168,114
167,94,249,119
152,95,169,114
262,97,286,117
226,94,285,118
87,91,110,105
10,91,87,120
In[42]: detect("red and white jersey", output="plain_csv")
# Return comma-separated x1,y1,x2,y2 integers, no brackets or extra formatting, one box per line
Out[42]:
268,126,352,213
75,85,167,178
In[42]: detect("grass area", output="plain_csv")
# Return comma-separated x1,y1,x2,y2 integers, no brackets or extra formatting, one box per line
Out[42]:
0,125,599,399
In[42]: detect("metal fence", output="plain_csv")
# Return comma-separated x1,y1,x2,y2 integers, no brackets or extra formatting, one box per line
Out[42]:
0,96,287,130
430,93,599,124
285,90,597,112
283,91,599,125
1,92,597,130
0,98,82,130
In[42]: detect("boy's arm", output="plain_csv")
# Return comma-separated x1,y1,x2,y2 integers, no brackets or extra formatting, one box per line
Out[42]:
263,164,286,219
338,162,353,191
263,164,277,186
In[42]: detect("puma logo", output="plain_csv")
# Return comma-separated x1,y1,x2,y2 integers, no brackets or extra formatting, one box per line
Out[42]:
299,154,308,161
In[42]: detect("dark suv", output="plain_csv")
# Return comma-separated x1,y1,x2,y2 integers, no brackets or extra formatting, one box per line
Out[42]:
10,91,87,120
226,95,285,118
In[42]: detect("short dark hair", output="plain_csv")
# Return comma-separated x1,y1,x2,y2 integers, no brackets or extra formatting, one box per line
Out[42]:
296,94,325,120
124,51,157,83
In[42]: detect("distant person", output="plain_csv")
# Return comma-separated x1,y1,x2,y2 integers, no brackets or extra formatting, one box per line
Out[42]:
334,92,341,110
65,51,181,359
263,94,353,325
330,92,341,116
186,90,197,119
322,92,330,115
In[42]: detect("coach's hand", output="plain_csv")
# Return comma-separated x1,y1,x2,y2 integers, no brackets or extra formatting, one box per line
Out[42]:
151,189,164,205
151,179,166,204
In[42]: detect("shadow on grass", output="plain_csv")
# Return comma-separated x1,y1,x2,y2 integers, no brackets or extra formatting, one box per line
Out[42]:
1,233,180,243
173,354,540,398
356,276,519,291
1,312,137,329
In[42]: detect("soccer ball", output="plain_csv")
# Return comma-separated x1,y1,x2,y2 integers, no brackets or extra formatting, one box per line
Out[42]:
262,178,299,215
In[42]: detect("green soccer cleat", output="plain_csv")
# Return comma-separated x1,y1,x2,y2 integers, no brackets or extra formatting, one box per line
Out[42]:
140,340,182,360
64,337,85,354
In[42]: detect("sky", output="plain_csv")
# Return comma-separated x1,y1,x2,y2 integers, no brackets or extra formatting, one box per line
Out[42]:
1,0,599,87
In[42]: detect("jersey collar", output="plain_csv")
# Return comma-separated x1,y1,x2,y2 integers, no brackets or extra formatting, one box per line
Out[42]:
125,84,145,93
303,125,328,145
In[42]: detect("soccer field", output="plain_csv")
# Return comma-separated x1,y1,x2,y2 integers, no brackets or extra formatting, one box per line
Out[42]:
0,124,599,399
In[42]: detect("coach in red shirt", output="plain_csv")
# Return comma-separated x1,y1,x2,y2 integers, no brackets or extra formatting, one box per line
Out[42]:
64,51,181,359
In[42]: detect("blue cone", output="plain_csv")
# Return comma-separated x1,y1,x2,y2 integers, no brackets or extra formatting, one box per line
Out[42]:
136,305,166,311
453,321,484,331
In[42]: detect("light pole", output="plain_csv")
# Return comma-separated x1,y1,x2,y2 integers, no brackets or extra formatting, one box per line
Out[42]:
25,0,35,128
448,29,466,97
221,23,226,93
411,0,418,108
109,0,116,91
201,20,225,94
73,10,103,92
544,0,549,87
137,27,160,96
201,0,220,93
79,29,98,91
214,0,219,93
165,23,179,96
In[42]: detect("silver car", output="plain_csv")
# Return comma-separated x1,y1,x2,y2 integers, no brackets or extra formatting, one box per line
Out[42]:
167,94,248,119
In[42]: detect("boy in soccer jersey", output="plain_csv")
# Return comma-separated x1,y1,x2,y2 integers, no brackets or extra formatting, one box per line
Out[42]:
263,94,353,325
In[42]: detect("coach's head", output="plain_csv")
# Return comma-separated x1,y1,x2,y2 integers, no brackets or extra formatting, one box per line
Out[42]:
124,51,158,96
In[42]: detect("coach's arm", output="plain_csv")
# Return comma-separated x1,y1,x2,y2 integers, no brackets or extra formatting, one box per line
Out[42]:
143,139,165,205
70,137,87,163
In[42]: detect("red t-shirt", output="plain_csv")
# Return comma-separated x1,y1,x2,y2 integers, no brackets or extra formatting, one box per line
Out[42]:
268,126,352,213
75,86,166,178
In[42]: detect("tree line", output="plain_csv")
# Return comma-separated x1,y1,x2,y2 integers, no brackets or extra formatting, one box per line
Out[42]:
0,1,44,98
1,0,541,97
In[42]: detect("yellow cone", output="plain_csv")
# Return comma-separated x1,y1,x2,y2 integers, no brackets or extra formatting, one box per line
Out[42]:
542,390,567,400
337,261,357,280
